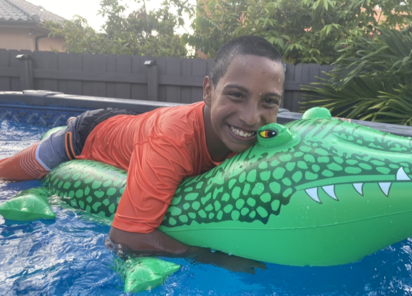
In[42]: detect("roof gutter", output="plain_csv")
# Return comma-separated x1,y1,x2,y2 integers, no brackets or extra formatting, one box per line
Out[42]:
34,34,49,51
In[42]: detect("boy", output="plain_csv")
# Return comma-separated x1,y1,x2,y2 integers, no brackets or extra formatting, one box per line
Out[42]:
0,36,284,272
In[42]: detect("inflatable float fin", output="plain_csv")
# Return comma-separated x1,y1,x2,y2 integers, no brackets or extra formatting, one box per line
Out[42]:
113,257,180,293
302,107,332,119
0,187,55,221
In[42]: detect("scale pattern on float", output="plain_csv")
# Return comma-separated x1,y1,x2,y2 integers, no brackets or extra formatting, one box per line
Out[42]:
42,161,126,219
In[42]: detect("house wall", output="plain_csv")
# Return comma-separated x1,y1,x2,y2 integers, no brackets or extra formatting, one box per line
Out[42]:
37,35,65,52
0,27,65,52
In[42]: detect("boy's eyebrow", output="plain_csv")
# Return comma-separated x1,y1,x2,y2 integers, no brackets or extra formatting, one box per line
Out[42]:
224,84,282,97
223,84,250,94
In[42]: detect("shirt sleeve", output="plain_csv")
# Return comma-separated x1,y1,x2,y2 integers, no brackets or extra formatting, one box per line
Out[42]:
112,135,194,233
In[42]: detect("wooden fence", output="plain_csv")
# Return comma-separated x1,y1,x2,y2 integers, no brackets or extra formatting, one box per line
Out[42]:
0,49,334,112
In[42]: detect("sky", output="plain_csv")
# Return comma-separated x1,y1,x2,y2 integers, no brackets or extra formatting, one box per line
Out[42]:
28,0,196,33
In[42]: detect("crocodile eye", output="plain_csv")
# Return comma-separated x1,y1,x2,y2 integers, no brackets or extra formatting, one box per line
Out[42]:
259,130,278,138
256,123,298,149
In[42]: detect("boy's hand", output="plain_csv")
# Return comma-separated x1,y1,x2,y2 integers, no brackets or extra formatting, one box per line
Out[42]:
187,247,266,274
333,117,351,122
108,227,266,274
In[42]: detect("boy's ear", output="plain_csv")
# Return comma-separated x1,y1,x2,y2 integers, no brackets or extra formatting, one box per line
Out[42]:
203,76,213,106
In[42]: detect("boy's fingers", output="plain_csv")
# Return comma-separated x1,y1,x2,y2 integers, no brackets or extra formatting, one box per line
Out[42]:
254,261,267,270
243,261,266,274
230,258,267,273
333,117,351,122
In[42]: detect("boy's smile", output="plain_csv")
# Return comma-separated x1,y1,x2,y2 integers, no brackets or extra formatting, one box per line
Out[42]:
203,54,285,161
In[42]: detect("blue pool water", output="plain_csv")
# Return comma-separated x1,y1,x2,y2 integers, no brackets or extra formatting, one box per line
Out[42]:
1,108,412,295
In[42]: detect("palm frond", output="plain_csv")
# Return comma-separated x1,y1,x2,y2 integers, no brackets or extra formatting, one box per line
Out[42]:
302,27,412,125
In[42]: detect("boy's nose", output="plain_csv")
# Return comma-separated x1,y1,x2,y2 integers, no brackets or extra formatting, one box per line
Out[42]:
238,103,261,127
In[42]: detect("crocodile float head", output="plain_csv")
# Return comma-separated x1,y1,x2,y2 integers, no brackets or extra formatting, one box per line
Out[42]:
160,107,412,266
13,107,412,267
162,108,412,226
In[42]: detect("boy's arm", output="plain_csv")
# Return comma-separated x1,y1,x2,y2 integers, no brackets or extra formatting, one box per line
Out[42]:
110,136,265,273
108,226,266,274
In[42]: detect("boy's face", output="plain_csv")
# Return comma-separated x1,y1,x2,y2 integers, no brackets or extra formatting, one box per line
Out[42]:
204,54,284,155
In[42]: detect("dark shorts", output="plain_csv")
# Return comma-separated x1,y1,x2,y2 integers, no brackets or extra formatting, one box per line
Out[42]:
36,108,137,171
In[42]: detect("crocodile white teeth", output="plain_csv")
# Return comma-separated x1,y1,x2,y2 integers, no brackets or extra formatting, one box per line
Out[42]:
396,167,411,181
379,182,392,196
322,185,338,200
305,167,410,203
353,183,363,195
305,188,321,203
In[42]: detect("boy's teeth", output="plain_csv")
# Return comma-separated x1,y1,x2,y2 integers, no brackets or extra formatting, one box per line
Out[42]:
230,126,256,138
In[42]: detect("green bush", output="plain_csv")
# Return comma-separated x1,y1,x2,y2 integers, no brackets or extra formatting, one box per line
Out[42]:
46,0,412,63
303,28,412,125
185,0,412,63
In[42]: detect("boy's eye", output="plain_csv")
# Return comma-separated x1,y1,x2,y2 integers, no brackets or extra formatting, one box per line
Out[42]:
229,92,242,98
259,130,277,138
263,98,280,106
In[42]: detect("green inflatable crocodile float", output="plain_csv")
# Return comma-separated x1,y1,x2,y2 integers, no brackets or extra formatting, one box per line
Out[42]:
2,107,412,269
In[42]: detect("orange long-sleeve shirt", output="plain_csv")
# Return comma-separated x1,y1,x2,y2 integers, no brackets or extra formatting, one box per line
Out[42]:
77,102,223,233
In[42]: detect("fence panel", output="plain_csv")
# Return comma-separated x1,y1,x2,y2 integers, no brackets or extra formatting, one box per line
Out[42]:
0,49,336,112
165,57,181,103
92,54,107,97
32,51,42,90
156,57,167,102
283,63,295,110
299,64,321,111
9,50,22,91
181,59,193,104
116,55,132,99
57,52,69,94
106,54,117,98
81,53,93,96
293,64,305,112
191,59,207,103
43,51,59,91
0,49,11,91
67,53,83,95
131,55,148,101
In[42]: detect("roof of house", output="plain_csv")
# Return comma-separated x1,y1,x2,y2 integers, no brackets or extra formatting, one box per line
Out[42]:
0,0,65,23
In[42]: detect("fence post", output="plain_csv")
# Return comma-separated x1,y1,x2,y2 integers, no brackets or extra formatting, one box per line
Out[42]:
281,63,287,109
144,60,158,101
16,54,34,90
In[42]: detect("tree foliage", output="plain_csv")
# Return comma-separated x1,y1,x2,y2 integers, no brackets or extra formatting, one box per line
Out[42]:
45,0,190,57
45,16,119,54
185,0,412,63
303,28,412,125
45,0,412,63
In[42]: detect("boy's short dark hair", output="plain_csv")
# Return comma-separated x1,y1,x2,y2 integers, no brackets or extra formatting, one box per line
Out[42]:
210,35,284,87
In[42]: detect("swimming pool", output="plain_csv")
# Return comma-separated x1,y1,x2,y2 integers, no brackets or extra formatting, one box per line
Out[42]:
2,102,412,295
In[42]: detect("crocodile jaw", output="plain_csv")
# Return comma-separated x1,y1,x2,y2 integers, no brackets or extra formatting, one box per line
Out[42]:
302,167,411,203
